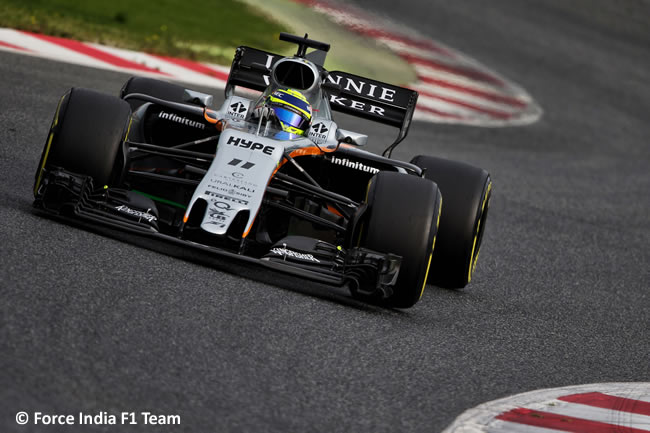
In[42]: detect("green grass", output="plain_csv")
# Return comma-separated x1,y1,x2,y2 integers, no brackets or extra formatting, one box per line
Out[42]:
0,0,291,64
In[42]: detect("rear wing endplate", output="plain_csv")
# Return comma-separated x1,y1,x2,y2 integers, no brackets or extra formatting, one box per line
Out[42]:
225,46,419,157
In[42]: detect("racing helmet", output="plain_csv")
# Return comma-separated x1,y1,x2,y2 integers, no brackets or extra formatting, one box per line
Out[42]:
266,88,312,136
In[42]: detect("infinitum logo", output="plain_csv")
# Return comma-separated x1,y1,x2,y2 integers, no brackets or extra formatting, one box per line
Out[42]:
329,156,379,173
158,111,205,129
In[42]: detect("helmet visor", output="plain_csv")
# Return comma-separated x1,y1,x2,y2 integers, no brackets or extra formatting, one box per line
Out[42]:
273,107,308,131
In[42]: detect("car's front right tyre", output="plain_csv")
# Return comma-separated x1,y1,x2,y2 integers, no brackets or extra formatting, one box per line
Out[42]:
34,88,132,195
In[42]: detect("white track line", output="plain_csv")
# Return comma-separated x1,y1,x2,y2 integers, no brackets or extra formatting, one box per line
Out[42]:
486,420,569,433
0,29,108,69
525,398,650,429
87,44,229,88
417,88,524,114
413,66,527,99
443,382,650,433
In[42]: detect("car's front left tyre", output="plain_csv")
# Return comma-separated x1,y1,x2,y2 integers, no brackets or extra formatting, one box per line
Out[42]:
355,171,442,308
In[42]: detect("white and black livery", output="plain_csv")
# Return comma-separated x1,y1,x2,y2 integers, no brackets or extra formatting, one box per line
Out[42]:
33,33,492,308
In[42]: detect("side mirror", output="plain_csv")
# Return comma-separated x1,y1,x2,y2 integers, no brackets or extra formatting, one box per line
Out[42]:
183,89,213,107
335,129,368,146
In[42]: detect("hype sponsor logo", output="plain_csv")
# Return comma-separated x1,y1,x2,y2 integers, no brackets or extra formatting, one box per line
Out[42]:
226,136,275,155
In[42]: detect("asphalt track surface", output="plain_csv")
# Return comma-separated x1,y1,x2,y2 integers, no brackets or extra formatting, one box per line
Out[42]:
1,1,649,432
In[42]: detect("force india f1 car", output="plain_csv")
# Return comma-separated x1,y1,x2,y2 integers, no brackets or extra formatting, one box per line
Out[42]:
33,33,492,308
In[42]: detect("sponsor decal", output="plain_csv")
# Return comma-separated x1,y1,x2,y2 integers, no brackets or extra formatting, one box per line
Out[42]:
311,123,329,134
227,101,248,119
328,156,379,174
270,245,321,263
328,95,385,116
326,75,396,102
114,205,157,222
207,184,252,199
260,54,275,86
158,111,205,129
263,54,275,68
205,200,235,228
227,136,275,155
309,122,329,142
207,178,256,193
227,159,255,169
205,190,249,205
210,173,258,186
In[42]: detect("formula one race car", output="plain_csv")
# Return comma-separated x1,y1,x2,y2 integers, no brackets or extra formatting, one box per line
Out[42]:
33,33,491,308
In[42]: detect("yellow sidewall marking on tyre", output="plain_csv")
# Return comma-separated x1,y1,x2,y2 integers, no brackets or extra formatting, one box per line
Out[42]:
419,252,433,300
420,194,442,299
34,95,65,196
124,117,133,142
467,182,492,283
34,132,55,196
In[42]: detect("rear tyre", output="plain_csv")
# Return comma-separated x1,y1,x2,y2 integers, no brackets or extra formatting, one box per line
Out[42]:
34,88,132,195
120,76,200,110
358,171,442,308
411,155,492,289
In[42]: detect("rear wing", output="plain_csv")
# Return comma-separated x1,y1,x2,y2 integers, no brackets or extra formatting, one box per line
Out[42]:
225,46,419,157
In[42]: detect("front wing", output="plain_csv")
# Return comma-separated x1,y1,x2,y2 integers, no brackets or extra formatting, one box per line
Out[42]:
34,167,402,299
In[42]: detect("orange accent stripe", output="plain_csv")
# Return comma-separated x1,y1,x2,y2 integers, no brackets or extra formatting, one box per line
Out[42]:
270,145,324,178
242,211,259,238
288,146,325,158
204,108,222,125
326,204,343,217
